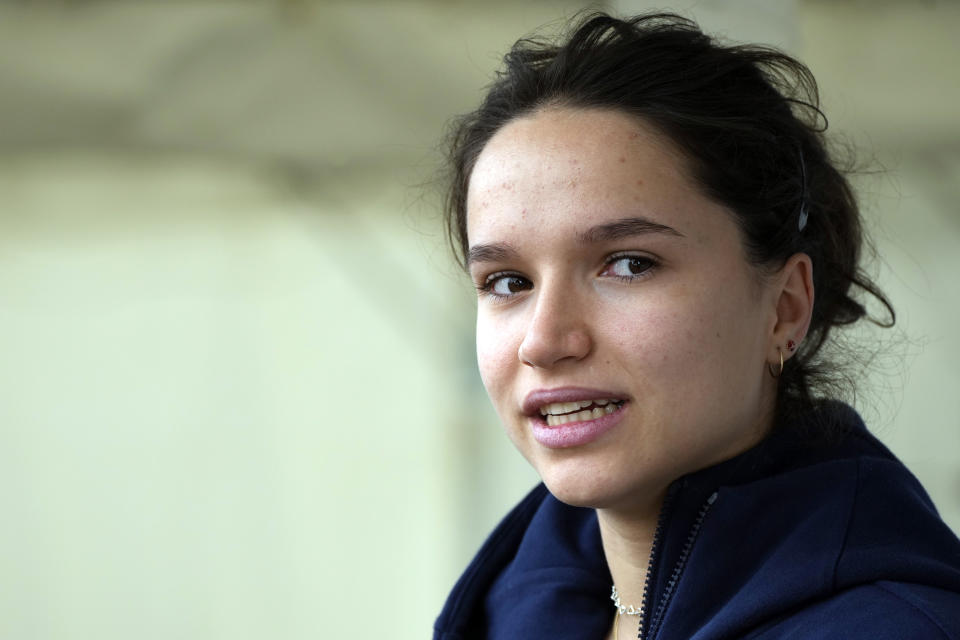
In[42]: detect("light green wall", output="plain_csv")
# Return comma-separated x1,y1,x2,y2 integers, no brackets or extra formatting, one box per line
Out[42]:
0,154,462,637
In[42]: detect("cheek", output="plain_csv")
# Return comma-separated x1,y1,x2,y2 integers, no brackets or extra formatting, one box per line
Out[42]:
607,305,696,369
475,314,518,400
604,291,733,399
646,283,764,401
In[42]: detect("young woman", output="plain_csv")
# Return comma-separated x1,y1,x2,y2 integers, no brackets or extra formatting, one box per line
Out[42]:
434,12,960,640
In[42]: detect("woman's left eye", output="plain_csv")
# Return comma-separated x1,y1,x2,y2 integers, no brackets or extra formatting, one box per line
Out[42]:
601,255,658,280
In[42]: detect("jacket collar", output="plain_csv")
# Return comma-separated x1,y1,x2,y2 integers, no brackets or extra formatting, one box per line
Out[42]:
434,402,960,639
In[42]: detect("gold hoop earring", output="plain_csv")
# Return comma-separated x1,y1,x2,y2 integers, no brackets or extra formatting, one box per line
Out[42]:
767,347,784,379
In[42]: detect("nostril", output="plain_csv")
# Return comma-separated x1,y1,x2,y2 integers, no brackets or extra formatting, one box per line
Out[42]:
518,343,536,367
518,329,592,369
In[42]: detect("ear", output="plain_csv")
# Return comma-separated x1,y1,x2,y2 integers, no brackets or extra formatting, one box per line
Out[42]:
768,252,814,363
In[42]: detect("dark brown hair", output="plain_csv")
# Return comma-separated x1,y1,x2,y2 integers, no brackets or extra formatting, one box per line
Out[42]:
442,12,894,418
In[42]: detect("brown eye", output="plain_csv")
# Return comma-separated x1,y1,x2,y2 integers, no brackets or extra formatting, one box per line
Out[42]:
602,255,659,279
490,275,532,296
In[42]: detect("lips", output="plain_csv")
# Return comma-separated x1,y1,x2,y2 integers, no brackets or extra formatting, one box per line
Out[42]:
524,387,629,448
522,387,629,418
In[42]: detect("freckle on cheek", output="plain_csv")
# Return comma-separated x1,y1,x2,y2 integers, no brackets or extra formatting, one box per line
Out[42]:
636,179,644,186
619,156,626,163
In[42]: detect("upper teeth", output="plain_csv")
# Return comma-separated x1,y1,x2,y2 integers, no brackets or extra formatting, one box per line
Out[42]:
539,399,615,416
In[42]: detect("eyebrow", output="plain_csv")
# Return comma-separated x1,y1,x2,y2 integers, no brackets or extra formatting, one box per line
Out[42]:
466,216,683,268
466,242,519,269
577,216,684,244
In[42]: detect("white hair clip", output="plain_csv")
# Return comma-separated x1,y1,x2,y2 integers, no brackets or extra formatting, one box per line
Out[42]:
797,149,809,232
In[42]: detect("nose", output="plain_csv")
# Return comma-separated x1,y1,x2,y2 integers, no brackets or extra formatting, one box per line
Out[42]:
517,280,593,369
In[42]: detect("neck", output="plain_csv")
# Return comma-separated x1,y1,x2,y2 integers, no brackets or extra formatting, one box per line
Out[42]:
597,489,666,618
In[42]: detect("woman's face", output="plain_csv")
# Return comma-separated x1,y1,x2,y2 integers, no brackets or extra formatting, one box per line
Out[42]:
466,107,782,511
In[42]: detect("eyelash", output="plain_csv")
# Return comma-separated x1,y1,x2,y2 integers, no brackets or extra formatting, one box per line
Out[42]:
477,253,660,301
477,271,530,301
601,252,660,282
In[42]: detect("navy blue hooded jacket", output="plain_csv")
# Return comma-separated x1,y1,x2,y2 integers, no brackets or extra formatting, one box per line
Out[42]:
435,403,960,639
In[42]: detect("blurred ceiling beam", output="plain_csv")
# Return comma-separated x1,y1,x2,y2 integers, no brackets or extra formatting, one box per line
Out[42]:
0,0,956,181
0,1,594,179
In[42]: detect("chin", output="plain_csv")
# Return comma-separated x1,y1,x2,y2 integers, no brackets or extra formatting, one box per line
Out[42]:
537,462,631,510
542,480,599,508
535,453,669,514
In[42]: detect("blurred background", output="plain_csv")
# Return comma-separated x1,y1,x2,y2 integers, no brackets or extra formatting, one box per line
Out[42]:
0,0,957,638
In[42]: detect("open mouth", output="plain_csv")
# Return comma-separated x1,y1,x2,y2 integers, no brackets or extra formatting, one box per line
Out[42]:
538,399,625,426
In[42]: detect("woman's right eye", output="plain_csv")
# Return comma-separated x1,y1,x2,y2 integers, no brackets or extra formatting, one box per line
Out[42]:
481,273,533,298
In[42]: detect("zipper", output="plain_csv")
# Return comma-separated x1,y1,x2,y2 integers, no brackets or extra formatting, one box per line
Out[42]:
640,490,719,640
634,486,678,640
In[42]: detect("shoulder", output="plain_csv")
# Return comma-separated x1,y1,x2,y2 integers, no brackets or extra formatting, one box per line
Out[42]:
746,581,960,639
434,484,611,640
434,484,550,639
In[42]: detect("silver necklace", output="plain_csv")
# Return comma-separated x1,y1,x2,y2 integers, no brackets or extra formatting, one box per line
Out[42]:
610,585,644,640
610,585,644,616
